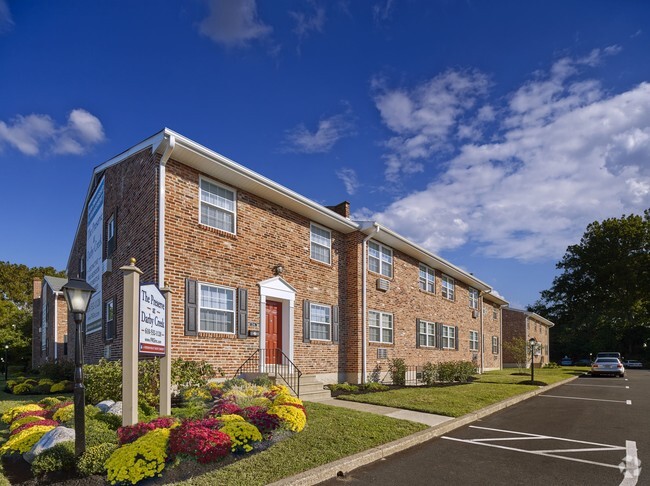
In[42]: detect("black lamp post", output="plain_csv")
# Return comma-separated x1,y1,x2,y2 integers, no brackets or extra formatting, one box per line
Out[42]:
529,337,537,383
61,278,95,457
3,345,8,382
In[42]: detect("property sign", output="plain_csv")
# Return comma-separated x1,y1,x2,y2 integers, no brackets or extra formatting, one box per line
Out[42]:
85,176,104,333
139,284,166,355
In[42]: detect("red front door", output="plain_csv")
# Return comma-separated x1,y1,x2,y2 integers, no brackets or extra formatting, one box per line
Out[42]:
265,301,283,364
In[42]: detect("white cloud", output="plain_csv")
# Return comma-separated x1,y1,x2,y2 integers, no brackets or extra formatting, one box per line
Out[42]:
199,0,272,48
372,0,394,23
0,0,13,34
336,168,359,195
290,3,325,42
365,50,650,262
284,110,355,153
373,69,490,181
0,109,105,156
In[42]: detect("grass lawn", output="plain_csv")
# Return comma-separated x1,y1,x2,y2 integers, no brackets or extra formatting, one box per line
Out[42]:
335,367,584,417
175,401,428,486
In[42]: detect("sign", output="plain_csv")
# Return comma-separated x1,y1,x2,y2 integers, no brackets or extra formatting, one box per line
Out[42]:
139,284,166,355
86,176,104,333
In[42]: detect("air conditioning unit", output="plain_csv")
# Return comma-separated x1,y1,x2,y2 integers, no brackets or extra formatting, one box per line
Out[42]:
377,348,388,359
376,278,390,292
472,310,479,319
103,258,113,274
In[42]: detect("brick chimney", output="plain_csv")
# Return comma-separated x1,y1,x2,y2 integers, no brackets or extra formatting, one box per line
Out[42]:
326,201,350,218
33,277,42,300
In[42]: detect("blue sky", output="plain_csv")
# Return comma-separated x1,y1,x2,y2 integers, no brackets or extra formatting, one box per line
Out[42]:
1,1,649,310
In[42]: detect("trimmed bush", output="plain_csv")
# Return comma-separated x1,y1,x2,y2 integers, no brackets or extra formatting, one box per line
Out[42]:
38,397,61,408
0,425,55,455
388,358,407,386
12,383,33,395
117,417,177,446
94,412,122,430
9,415,44,432
85,419,118,448
422,362,438,385
77,443,117,477
105,428,170,485
2,404,43,424
31,441,75,476
268,405,306,432
219,421,262,453
169,419,231,463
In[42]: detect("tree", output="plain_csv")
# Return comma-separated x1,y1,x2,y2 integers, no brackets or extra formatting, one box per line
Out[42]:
503,337,529,373
0,261,66,368
532,210,650,361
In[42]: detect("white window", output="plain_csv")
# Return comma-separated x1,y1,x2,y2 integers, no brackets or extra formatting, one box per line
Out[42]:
310,224,331,264
419,264,435,293
442,275,455,300
442,324,456,349
418,320,436,347
368,241,393,278
493,308,498,320
470,330,479,351
492,336,499,354
310,303,331,341
469,287,479,309
369,310,393,344
199,283,235,333
106,213,116,257
200,178,236,234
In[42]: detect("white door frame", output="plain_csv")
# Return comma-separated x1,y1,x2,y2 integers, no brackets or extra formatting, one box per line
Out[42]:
258,277,296,368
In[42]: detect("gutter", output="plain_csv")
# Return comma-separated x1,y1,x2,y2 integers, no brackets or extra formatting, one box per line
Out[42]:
53,291,61,362
156,135,176,286
361,224,380,384
479,290,492,374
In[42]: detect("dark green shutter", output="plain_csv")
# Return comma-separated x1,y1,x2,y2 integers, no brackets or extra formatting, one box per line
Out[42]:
416,318,421,348
303,300,311,343
436,322,443,348
185,279,198,336
237,288,248,338
332,305,339,343
455,326,459,350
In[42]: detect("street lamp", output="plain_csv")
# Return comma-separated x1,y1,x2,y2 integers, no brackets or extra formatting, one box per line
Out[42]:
61,278,95,457
3,345,8,382
529,337,537,383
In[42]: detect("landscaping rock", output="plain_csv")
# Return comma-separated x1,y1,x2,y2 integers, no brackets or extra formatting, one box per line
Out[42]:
96,400,116,412
23,426,75,464
107,401,123,416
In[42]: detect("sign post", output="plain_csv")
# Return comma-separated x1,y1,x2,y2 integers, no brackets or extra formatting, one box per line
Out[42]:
159,286,172,416
121,259,142,426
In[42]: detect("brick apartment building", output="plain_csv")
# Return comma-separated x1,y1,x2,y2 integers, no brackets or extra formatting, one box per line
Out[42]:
502,308,554,368
37,128,508,385
32,276,69,367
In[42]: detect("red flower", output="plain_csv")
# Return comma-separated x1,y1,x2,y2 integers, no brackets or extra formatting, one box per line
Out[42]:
208,400,242,417
117,417,178,445
11,419,60,436
241,406,280,436
13,410,48,422
169,420,231,463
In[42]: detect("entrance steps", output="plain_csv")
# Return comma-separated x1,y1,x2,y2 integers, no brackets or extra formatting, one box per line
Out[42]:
295,374,332,402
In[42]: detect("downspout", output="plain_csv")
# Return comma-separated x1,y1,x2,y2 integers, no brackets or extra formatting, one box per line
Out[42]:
53,291,61,362
479,290,491,374
361,223,380,384
158,135,175,286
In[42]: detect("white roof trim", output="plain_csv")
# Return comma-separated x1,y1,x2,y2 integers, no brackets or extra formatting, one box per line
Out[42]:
507,307,555,327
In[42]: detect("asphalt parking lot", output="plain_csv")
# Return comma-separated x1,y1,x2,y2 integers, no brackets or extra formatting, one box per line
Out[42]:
321,370,648,485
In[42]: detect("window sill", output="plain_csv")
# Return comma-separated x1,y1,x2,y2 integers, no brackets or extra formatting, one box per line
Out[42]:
198,223,237,240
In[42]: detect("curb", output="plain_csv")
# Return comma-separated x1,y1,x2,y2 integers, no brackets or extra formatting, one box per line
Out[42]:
270,374,581,486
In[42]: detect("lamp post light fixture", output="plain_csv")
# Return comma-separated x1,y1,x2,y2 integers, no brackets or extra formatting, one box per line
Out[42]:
529,337,537,383
61,278,95,457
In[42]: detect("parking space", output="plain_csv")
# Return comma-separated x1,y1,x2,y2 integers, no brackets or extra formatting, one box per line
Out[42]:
321,371,648,485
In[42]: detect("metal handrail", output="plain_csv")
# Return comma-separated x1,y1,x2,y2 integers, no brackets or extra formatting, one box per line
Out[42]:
234,348,302,397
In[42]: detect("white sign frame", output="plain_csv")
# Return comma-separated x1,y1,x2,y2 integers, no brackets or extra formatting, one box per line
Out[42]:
138,283,166,356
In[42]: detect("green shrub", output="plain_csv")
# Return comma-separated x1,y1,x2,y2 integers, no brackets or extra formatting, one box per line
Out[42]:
94,412,122,430
34,383,53,395
362,382,388,392
171,358,215,389
84,359,122,404
437,361,456,382
388,358,407,386
37,361,74,381
38,378,54,386
421,362,438,385
455,361,475,382
24,379,38,387
328,383,359,392
31,441,75,476
77,443,118,476
50,382,67,394
12,383,33,395
250,375,273,387
220,377,248,392
38,397,61,409
5,380,18,390
171,403,208,420
85,418,118,448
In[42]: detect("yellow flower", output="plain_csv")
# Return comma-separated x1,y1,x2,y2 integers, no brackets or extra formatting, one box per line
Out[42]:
0,425,55,455
105,428,170,485
1,404,43,424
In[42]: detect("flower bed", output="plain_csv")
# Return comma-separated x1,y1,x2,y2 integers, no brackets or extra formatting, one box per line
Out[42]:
0,380,307,485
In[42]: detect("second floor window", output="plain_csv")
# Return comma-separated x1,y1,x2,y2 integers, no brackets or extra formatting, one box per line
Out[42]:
106,213,116,257
369,241,393,278
369,310,393,344
310,303,331,340
469,330,479,351
419,264,435,293
310,224,331,264
469,288,479,309
200,178,236,234
199,283,235,333
442,275,455,300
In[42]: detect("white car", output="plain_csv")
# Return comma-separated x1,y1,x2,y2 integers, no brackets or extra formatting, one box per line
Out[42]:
623,360,643,369
590,358,625,377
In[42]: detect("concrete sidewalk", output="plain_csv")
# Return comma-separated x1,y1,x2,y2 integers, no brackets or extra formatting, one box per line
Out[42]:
314,398,454,427
270,375,580,486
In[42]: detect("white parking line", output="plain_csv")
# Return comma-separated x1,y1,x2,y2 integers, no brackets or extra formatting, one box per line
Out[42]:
541,395,631,404
442,426,626,471
619,440,641,486
566,383,629,389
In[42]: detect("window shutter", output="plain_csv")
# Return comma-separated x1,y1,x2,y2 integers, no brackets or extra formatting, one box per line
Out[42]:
332,305,339,343
436,322,443,348
416,318,421,348
185,279,198,336
106,297,116,342
455,326,459,350
237,288,248,338
303,300,311,343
